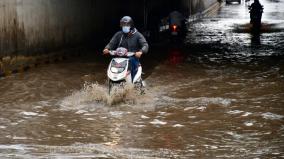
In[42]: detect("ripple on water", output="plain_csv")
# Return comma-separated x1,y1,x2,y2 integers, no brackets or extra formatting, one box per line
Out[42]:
6,144,178,158
226,131,244,140
261,112,284,120
244,121,255,127
75,110,88,114
172,124,184,128
19,112,38,116
19,111,47,118
227,110,244,115
141,115,150,119
0,126,7,129
109,111,125,118
150,119,167,125
161,96,236,107
0,144,29,151
242,112,252,117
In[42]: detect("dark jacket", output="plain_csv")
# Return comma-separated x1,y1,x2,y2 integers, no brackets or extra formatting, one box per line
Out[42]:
249,1,263,13
105,28,149,54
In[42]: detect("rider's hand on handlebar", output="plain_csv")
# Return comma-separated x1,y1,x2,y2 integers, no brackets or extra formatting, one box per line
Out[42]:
135,51,143,58
103,48,109,55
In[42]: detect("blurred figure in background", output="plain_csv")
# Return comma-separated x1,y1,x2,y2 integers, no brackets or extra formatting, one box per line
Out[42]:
249,0,264,31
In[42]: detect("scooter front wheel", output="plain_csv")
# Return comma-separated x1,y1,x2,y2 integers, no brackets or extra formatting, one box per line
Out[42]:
108,80,126,95
108,79,113,95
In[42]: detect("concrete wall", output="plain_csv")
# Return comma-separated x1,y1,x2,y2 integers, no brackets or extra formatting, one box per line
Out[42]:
181,0,219,16
0,0,99,57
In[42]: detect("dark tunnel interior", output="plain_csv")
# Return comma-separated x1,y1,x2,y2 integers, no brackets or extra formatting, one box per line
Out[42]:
0,0,213,56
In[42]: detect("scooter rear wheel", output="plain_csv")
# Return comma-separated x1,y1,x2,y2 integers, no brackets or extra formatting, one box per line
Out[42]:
134,79,145,95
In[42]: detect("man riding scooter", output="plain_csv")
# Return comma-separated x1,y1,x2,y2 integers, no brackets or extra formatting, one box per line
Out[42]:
103,16,149,83
249,0,264,31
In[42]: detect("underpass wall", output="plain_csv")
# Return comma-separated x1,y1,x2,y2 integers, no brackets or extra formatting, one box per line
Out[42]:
185,0,221,21
181,0,219,15
0,0,100,76
0,0,99,56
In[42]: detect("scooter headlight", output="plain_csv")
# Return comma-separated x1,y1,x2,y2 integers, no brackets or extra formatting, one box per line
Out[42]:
111,60,127,68
110,60,127,73
111,67,125,73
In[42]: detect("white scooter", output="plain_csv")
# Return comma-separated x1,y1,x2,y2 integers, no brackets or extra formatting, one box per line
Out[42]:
107,47,144,94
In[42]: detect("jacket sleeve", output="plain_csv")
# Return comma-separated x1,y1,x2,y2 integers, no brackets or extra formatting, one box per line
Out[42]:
105,32,121,50
138,32,149,54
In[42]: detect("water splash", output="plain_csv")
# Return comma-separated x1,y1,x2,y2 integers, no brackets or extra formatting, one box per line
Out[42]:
60,82,138,110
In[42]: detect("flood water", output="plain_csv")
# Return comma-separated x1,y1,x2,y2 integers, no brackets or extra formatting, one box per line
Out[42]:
0,0,284,158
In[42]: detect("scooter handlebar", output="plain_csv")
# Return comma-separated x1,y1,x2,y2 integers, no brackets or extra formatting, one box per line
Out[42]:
109,50,135,57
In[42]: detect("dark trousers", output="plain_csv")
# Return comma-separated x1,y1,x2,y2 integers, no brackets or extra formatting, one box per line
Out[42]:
129,56,140,82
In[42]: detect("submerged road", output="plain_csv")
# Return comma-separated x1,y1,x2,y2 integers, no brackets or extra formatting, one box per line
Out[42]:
0,0,283,158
